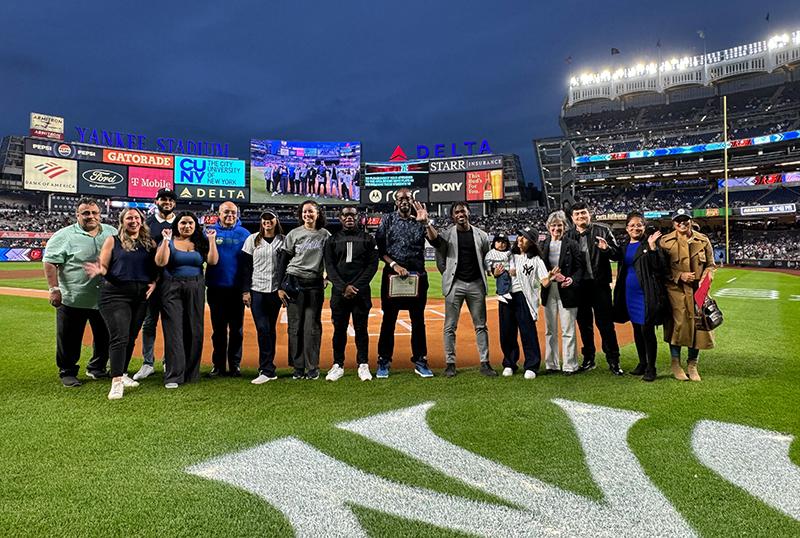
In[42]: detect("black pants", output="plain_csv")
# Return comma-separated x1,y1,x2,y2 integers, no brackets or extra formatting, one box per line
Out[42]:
286,280,324,372
631,322,658,371
576,281,620,365
207,286,245,373
377,267,428,364
98,281,149,377
498,291,541,372
251,290,282,376
56,305,109,378
317,181,327,196
331,291,371,366
161,276,205,385
140,284,162,366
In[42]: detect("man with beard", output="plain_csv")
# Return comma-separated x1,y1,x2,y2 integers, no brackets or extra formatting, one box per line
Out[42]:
427,202,496,377
43,198,117,386
565,201,623,376
206,201,250,376
133,187,176,381
374,188,435,378
324,206,379,381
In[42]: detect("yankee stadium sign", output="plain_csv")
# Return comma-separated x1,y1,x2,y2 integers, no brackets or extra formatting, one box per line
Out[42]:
75,126,230,157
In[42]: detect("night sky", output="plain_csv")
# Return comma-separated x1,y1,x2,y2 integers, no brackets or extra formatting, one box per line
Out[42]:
1,1,797,187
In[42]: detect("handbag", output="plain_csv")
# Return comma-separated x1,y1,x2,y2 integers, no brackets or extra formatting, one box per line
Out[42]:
697,295,723,330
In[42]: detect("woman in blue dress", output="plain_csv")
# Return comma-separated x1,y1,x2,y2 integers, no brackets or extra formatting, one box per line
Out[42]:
612,212,667,382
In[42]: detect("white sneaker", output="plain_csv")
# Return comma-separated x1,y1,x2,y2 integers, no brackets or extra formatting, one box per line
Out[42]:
132,364,155,381
251,374,278,385
325,364,344,381
502,367,513,377
121,374,140,388
358,364,373,381
165,383,179,389
524,370,537,380
108,379,124,400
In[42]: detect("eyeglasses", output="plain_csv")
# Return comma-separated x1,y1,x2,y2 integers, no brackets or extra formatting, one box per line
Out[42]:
674,219,691,225
341,212,357,218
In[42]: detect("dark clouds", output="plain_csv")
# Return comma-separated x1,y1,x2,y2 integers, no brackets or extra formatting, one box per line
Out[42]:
0,1,797,187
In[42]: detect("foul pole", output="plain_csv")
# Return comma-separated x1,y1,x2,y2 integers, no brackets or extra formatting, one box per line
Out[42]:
723,95,730,265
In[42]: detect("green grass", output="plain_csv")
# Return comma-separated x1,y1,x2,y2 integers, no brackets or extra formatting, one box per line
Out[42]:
0,269,798,536
0,261,496,298
249,168,353,206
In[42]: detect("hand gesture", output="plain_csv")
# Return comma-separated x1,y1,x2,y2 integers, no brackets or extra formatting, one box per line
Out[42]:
344,284,359,298
242,292,251,308
596,236,609,251
413,201,428,223
492,264,505,277
49,288,62,308
647,230,662,250
680,271,696,283
206,228,217,240
162,228,172,241
83,261,102,278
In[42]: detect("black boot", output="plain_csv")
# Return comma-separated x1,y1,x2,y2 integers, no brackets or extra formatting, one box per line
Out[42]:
642,367,656,382
629,363,647,376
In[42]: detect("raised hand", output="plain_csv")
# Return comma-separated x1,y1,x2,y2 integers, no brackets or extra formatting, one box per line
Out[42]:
413,201,428,223
648,230,662,250
206,228,217,240
162,228,172,241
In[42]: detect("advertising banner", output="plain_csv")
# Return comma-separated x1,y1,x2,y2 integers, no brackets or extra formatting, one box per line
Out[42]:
175,184,250,203
692,208,733,218
0,248,44,262
738,203,797,216
25,138,103,162
103,149,173,168
430,155,503,174
465,169,504,201
643,210,671,219
429,172,466,203
596,213,627,221
0,231,53,239
29,112,64,140
77,162,128,197
174,157,245,187
360,187,428,205
23,155,77,193
128,167,173,199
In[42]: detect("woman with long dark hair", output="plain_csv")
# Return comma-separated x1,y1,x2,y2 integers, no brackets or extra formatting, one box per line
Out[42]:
242,210,286,384
498,226,556,379
612,212,666,382
275,200,330,380
84,208,156,400
154,211,218,388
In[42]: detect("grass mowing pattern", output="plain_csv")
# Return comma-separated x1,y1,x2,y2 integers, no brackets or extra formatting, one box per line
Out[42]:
0,269,797,536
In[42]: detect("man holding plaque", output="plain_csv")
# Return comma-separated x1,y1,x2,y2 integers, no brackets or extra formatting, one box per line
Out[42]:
428,202,496,377
374,188,435,379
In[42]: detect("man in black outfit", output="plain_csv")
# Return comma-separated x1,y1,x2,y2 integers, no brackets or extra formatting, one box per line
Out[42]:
565,201,624,376
323,207,379,381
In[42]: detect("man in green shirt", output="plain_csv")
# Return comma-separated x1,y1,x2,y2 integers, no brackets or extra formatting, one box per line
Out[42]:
43,198,117,387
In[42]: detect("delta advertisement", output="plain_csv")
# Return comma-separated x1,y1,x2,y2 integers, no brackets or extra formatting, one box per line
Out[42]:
23,155,78,193
250,139,361,204
465,169,504,201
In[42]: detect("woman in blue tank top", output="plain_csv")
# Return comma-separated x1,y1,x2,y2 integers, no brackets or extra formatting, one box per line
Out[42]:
155,211,218,389
84,208,156,400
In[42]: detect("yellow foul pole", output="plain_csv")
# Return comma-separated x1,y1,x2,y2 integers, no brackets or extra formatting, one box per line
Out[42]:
723,95,730,265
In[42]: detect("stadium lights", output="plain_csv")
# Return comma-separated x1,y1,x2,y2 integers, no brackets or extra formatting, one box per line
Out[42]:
593,178,605,182
732,166,757,171
634,174,655,178
778,160,800,166
768,33,790,50
680,171,699,175
616,176,631,180
710,169,724,173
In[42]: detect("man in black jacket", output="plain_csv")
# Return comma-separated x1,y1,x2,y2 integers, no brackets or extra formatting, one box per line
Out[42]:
324,207,379,381
565,202,623,375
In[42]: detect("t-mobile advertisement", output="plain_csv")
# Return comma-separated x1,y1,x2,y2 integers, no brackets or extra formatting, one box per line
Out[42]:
128,167,173,199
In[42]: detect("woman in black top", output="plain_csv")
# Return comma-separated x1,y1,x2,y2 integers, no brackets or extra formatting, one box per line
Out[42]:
85,208,156,400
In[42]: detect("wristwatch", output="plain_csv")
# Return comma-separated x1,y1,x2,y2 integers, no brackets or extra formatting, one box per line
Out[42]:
389,261,397,268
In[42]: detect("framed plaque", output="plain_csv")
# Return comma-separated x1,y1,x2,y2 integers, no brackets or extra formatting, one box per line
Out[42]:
388,274,419,298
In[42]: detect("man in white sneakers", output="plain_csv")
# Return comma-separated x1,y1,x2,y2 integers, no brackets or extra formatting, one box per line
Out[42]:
323,207,379,381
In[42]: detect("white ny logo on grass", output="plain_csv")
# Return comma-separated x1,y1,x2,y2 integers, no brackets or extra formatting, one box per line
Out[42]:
187,400,800,537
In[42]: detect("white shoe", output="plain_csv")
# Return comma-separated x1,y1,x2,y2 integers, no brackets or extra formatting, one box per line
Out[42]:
132,364,155,381
524,370,537,380
121,374,140,388
251,374,278,385
358,364,373,381
325,364,345,381
502,367,513,377
165,383,179,389
108,379,124,400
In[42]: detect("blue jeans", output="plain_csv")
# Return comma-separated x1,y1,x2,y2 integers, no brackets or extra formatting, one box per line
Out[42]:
495,272,511,296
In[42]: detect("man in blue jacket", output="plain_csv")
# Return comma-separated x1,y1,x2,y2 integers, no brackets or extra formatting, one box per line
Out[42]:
206,201,250,376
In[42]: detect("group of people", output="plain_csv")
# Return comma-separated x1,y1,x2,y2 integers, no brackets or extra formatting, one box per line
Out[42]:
262,162,359,200
44,188,717,400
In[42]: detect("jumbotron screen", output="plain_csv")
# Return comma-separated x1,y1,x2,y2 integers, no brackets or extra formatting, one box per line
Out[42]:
250,139,361,203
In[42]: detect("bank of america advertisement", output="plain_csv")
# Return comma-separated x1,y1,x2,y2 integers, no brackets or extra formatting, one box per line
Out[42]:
24,155,78,193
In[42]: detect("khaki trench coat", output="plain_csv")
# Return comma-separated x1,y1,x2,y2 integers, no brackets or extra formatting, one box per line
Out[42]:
659,229,716,349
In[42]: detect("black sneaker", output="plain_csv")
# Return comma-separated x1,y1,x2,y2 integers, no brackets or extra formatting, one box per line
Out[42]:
229,367,242,378
629,364,646,376
61,376,81,387
208,367,224,377
579,358,596,372
306,369,320,380
292,369,305,380
480,363,498,377
542,368,562,376
609,363,624,376
444,364,457,378
85,369,110,380
642,369,656,382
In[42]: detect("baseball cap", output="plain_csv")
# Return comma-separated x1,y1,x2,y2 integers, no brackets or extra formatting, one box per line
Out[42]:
517,226,538,242
492,234,509,244
155,188,176,200
260,210,277,220
671,208,691,221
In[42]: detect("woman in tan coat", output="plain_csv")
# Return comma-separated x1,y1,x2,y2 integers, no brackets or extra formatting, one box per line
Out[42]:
659,209,716,381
